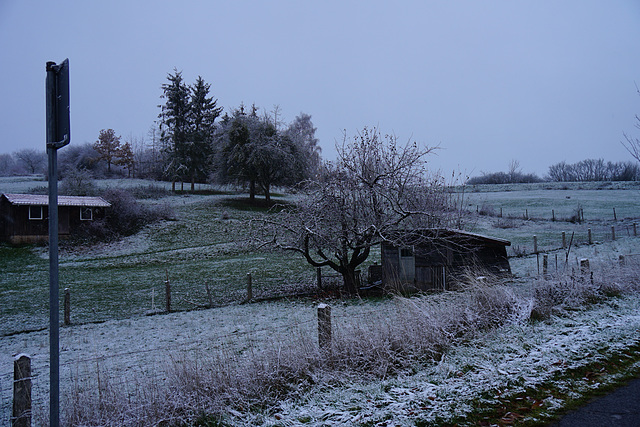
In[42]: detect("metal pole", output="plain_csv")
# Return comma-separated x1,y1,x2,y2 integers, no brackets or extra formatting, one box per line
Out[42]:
46,60,60,427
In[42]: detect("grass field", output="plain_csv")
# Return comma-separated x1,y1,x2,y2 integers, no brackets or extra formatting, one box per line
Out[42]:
2,177,640,425
2,177,640,336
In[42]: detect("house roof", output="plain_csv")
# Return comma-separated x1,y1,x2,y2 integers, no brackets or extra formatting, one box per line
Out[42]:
1,193,111,208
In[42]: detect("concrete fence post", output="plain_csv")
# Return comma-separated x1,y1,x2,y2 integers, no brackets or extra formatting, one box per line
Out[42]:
63,288,70,326
317,303,332,354
580,258,590,275
12,354,31,427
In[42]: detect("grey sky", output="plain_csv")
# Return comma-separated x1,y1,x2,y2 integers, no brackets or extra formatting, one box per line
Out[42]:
1,1,639,178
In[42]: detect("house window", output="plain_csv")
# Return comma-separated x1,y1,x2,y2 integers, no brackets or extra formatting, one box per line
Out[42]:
29,205,43,220
80,207,93,221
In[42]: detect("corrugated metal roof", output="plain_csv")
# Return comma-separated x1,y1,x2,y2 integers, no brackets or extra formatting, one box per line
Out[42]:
2,193,111,207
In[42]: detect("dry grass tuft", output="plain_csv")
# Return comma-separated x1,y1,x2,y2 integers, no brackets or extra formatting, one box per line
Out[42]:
63,261,640,425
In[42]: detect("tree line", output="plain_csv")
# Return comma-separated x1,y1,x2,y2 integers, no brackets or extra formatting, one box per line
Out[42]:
0,70,321,202
466,158,640,185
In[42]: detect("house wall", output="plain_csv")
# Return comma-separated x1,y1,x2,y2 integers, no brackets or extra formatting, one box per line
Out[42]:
0,199,107,244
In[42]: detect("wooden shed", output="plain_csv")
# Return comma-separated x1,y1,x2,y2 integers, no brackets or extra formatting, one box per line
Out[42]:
0,193,110,244
377,229,511,291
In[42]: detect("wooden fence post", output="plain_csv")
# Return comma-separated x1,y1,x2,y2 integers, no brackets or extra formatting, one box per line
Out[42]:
246,273,253,302
165,273,171,313
205,281,213,308
588,228,592,245
499,207,503,218
562,231,566,249
533,235,538,254
542,254,548,277
552,209,555,221
613,207,617,221
64,288,70,326
611,226,616,241
619,255,626,266
317,303,332,354
13,354,31,427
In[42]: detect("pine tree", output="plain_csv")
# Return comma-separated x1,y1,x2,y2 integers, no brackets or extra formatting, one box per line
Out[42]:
159,69,191,187
159,71,222,191
187,76,222,189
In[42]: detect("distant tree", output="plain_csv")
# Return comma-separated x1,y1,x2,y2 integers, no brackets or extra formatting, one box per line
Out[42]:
159,69,191,189
58,143,103,178
621,84,640,163
466,161,542,185
114,141,135,177
254,127,449,295
186,76,222,189
0,154,17,176
285,113,322,179
547,159,639,182
14,148,46,174
159,70,222,190
215,106,320,203
94,129,122,173
216,108,259,200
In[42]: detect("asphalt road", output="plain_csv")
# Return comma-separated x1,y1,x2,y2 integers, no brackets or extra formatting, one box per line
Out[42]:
550,377,640,426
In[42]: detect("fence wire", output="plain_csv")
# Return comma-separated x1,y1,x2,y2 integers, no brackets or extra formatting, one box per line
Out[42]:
2,252,639,425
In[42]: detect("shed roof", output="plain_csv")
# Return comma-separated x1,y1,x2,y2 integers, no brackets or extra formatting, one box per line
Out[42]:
388,228,511,246
1,193,111,208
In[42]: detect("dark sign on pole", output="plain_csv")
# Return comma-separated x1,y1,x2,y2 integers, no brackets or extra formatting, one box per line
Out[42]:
46,58,69,427
46,59,70,149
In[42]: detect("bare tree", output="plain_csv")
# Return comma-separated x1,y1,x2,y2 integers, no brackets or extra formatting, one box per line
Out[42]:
622,84,640,163
254,127,450,295
14,148,46,174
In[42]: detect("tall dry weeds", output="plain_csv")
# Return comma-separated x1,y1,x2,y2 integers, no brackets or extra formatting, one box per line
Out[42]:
62,261,640,425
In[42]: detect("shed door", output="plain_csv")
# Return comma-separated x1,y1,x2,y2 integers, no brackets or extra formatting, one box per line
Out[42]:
399,247,415,282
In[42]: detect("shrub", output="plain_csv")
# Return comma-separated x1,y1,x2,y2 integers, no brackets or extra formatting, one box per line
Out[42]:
72,189,175,243
59,169,98,196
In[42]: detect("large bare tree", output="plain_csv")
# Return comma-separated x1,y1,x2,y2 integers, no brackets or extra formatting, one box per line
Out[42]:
621,84,640,163
255,127,451,295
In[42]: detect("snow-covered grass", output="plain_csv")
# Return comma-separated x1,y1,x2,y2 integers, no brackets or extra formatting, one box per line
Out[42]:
2,254,639,426
2,177,640,425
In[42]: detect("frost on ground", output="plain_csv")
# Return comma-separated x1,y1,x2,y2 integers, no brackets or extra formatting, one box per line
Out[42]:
1,238,639,425
263,297,640,426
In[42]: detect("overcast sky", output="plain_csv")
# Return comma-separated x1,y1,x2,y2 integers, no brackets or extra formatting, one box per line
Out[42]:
1,1,639,178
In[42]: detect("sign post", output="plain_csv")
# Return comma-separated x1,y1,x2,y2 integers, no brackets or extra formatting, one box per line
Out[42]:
46,58,70,427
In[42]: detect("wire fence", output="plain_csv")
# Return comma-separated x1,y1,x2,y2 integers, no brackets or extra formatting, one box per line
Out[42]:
2,233,639,425
0,298,398,426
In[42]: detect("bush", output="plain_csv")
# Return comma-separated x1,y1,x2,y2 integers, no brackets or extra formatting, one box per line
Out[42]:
72,188,175,243
59,169,98,196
